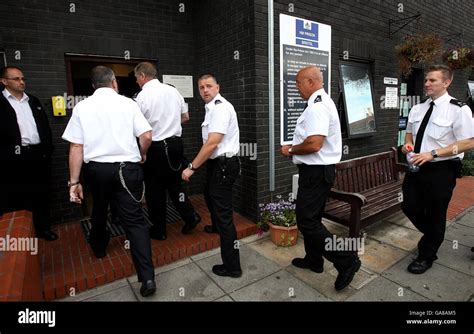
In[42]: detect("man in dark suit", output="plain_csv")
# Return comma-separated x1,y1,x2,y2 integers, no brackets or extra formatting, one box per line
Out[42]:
0,66,57,240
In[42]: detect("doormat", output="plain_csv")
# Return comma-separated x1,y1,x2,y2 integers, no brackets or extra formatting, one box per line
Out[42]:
80,203,181,242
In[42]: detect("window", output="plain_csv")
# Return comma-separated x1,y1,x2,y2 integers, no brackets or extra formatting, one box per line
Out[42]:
339,61,376,138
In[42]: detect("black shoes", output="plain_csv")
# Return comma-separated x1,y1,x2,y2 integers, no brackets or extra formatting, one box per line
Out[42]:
407,258,433,274
291,257,324,273
212,264,242,278
37,230,58,241
181,212,202,234
204,225,218,234
335,258,361,291
140,280,156,297
91,248,107,259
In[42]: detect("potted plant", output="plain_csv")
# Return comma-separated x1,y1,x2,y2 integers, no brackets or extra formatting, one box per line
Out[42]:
395,33,443,77
257,196,298,247
442,47,473,70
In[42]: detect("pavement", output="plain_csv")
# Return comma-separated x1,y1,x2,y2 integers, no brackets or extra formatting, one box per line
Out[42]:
58,207,473,302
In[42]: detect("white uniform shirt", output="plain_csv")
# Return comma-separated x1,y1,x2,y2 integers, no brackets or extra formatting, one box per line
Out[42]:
407,92,473,161
292,88,342,165
135,79,188,141
202,93,240,159
62,88,152,163
3,89,40,145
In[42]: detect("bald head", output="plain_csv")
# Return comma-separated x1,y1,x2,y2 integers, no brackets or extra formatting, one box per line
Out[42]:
295,66,324,100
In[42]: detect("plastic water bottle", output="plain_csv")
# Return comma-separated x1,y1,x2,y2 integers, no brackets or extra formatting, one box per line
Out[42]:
406,151,420,173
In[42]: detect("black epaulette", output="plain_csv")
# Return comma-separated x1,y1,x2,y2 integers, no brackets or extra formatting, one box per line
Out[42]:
215,100,222,105
314,95,322,103
450,99,465,107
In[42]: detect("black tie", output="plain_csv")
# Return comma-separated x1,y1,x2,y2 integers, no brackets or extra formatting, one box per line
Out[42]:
414,101,435,153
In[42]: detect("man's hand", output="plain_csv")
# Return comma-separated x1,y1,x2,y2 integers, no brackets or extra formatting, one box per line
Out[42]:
401,143,414,154
182,168,194,182
69,184,84,204
281,145,292,157
140,154,147,164
411,152,434,166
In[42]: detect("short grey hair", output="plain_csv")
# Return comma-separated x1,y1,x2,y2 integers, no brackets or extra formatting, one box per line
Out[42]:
90,66,116,88
134,62,157,79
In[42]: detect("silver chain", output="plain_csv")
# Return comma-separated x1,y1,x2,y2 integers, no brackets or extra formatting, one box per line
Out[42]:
164,140,182,172
119,162,145,203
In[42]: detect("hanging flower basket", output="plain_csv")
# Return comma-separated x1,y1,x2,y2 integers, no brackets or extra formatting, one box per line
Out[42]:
395,33,443,77
442,47,474,70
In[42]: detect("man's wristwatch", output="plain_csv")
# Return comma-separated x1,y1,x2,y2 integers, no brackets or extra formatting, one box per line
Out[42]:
288,147,294,154
68,180,80,187
188,163,197,171
430,150,439,158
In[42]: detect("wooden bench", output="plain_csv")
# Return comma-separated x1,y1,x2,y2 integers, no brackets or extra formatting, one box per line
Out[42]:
323,148,406,238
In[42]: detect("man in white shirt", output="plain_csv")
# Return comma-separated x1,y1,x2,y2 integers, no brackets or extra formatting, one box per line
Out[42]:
0,66,57,241
401,65,473,274
134,62,201,240
62,66,156,297
281,66,361,291
182,74,242,278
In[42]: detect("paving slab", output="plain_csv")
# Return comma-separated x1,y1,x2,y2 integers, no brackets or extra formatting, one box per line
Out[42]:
214,295,234,302
194,245,281,293
382,255,474,301
127,258,193,284
132,262,225,301
346,276,429,301
454,208,474,228
444,222,474,248
83,285,138,302
435,242,474,276
322,219,349,237
247,237,306,267
382,211,418,231
285,261,375,301
361,237,408,273
58,278,129,302
365,221,422,252
230,269,329,301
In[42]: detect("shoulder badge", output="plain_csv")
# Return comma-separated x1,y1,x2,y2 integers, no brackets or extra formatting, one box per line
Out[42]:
215,100,222,105
450,99,465,107
314,95,322,103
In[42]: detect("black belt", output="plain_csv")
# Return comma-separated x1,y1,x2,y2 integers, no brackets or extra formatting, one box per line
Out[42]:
21,144,41,150
87,161,138,165
152,136,181,146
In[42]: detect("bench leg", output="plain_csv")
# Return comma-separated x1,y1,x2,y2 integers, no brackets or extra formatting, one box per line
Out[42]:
349,205,362,239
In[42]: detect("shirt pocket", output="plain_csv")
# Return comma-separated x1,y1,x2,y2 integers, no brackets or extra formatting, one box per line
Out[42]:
410,114,424,137
427,117,452,140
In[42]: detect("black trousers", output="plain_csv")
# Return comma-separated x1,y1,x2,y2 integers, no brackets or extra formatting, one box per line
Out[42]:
402,160,458,261
144,137,196,235
85,161,154,282
296,164,356,272
204,156,241,272
0,145,51,233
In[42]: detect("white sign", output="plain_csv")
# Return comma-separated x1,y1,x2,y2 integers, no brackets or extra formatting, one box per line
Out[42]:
383,77,398,85
280,14,332,145
385,87,398,109
162,75,194,98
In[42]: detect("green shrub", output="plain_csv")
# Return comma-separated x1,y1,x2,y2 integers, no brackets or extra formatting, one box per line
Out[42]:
462,158,474,176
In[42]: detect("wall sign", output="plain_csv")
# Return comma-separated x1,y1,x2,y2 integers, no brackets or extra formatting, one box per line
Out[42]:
280,14,332,145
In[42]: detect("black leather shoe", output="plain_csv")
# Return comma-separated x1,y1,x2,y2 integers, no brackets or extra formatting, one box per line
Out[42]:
204,225,218,234
140,280,156,297
407,259,433,274
335,258,361,291
291,257,324,273
181,212,202,234
37,230,58,241
212,264,242,278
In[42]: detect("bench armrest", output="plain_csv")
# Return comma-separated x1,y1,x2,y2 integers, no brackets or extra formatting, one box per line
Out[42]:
328,189,367,206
